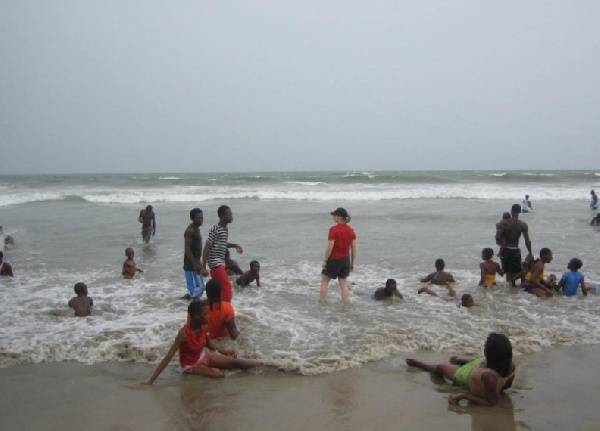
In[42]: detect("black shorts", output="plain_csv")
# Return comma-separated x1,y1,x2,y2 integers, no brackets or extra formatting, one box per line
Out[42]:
322,258,350,280
501,248,522,274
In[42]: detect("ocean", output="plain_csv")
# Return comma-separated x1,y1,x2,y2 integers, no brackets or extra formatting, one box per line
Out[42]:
0,170,599,375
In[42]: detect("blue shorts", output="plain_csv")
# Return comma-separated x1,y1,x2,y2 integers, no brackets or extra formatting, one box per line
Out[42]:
184,271,206,297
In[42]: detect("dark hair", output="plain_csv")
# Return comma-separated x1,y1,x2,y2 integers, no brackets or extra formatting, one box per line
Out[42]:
435,259,445,271
461,294,472,307
206,279,222,310
188,299,208,316
146,205,153,211
511,204,521,214
502,212,511,220
569,258,583,270
484,333,513,377
482,248,494,259
250,260,260,268
74,282,87,295
539,248,552,258
217,205,230,218
190,208,203,220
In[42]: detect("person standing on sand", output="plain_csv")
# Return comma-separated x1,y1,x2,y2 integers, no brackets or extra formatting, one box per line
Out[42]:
495,204,533,286
320,207,356,303
202,205,243,303
138,205,156,243
184,208,209,299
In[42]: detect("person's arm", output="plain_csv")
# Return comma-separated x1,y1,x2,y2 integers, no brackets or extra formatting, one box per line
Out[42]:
420,273,432,283
6,263,13,277
68,298,74,308
255,274,260,287
138,211,143,223
350,239,357,272
144,330,186,385
322,239,335,269
522,226,533,257
207,333,236,357
495,263,504,277
393,290,403,299
225,319,239,340
581,278,587,296
201,230,213,271
557,276,565,292
479,263,486,286
448,372,500,406
152,214,156,235
227,243,243,253
89,298,94,307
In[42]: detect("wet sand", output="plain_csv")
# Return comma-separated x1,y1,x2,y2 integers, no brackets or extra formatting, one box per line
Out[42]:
1,345,600,431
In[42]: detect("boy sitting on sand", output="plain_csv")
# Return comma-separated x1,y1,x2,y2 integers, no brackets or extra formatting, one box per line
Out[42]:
374,278,403,300
236,260,261,287
418,258,456,297
68,282,93,317
122,248,143,279
479,248,504,287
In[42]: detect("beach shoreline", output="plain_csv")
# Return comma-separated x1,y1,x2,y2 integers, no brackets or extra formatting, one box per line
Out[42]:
2,344,600,431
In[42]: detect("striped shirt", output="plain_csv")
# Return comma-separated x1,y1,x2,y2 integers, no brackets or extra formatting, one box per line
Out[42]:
206,224,228,268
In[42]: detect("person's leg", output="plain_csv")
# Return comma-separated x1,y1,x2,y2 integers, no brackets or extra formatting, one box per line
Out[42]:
188,364,225,378
207,352,262,370
338,277,350,303
320,274,331,303
193,272,206,298
184,271,196,297
406,359,459,381
418,286,438,297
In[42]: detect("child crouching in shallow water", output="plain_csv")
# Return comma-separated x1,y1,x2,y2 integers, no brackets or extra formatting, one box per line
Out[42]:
479,248,503,287
406,333,515,406
557,258,587,297
68,282,93,317
418,258,456,297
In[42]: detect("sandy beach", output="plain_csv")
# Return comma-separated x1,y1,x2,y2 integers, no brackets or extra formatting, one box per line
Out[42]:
2,345,599,431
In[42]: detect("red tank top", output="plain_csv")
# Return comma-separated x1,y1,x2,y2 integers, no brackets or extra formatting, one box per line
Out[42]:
179,324,208,367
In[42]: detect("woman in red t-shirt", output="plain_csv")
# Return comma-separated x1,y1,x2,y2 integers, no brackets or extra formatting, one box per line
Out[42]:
144,301,260,384
320,207,357,303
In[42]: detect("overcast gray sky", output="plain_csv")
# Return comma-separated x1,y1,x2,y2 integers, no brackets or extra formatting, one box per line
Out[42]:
1,1,598,174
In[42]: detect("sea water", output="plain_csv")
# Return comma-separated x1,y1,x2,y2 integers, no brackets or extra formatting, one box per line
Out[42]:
0,170,599,374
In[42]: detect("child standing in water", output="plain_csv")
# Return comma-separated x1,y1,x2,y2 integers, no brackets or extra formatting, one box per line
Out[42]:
68,282,94,317
557,258,587,297
406,333,516,406
122,248,143,279
479,248,504,287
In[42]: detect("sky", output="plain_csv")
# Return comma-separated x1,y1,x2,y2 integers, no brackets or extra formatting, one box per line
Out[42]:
0,1,598,174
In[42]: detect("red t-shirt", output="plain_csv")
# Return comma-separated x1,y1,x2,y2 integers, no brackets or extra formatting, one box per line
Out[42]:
179,324,208,367
328,223,356,260
209,301,235,339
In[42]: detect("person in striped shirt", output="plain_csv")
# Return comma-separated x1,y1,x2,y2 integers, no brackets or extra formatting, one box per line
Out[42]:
202,205,243,302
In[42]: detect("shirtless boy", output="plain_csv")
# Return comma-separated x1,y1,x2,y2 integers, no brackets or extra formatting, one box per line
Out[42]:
138,205,156,243
122,248,143,279
419,259,456,297
236,260,261,287
68,282,94,317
